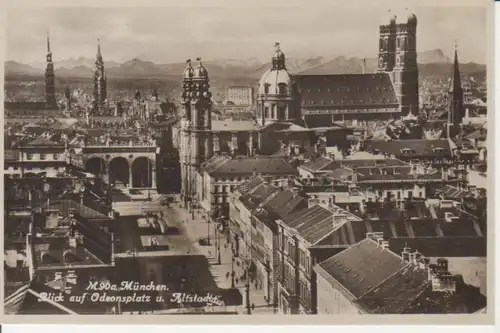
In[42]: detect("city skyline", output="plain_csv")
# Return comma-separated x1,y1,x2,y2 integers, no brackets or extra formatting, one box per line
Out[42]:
6,6,487,65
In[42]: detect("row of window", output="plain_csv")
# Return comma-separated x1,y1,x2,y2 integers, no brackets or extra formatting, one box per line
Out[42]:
214,185,237,193
25,153,61,160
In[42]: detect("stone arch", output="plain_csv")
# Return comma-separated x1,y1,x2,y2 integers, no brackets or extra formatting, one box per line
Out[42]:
109,157,130,188
85,156,107,176
132,157,153,188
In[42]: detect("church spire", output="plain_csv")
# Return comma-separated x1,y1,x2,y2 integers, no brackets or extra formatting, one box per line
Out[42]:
448,42,465,129
47,31,51,55
449,42,462,94
97,38,103,61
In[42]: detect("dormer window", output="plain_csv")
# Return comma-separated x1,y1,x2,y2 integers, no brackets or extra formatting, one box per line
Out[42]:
278,83,288,95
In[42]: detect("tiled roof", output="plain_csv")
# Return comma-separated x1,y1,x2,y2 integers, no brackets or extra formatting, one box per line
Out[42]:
355,264,429,314
281,204,359,245
317,238,405,298
206,156,297,176
362,139,452,158
296,73,399,108
240,184,278,210
235,176,265,196
264,190,307,219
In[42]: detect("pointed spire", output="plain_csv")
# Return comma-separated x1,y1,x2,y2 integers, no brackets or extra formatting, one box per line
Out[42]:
46,30,51,54
97,38,102,60
449,42,462,93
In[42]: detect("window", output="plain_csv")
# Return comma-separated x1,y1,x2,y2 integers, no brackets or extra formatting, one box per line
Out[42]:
278,106,286,119
26,153,33,160
39,154,46,160
53,154,60,160
264,106,270,118
264,84,270,94
278,83,288,95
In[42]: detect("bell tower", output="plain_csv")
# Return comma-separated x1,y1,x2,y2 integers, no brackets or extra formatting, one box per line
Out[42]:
447,44,465,135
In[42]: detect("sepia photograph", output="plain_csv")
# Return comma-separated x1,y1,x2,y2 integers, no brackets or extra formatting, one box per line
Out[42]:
1,0,493,322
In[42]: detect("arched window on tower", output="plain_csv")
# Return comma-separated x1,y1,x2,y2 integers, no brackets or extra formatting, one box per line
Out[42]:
397,37,400,49
278,83,288,95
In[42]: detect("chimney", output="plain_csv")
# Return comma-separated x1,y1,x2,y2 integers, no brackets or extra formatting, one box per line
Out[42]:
68,208,76,218
363,58,367,74
381,240,389,249
292,187,300,198
54,272,63,280
419,257,430,270
436,258,449,274
401,246,411,263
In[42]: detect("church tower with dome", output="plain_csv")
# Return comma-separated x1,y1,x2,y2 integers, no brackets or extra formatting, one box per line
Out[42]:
179,58,213,206
256,42,298,126
378,10,419,116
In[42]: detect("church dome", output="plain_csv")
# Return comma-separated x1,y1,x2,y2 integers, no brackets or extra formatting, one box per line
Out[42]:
258,68,293,95
257,42,293,95
407,12,417,25
193,57,209,80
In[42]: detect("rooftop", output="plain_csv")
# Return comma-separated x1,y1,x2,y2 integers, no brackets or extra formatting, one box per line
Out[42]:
316,238,405,299
362,139,452,158
203,156,297,176
296,73,399,108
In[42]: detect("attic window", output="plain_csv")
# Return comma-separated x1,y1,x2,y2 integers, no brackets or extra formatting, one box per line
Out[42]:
401,148,412,154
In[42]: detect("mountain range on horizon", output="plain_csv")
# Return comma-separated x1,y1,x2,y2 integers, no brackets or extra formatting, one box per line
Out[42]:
5,49,486,80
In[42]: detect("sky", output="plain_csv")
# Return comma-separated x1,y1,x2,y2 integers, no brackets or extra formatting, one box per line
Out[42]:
5,5,487,65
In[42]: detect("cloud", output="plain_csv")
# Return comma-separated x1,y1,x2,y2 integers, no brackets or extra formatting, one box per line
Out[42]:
5,6,486,64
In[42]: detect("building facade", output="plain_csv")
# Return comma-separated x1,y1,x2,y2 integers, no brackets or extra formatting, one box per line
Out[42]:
226,86,253,106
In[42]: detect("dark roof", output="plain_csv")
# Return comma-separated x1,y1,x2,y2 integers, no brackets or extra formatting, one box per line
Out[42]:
240,183,278,210
4,101,48,110
355,264,429,313
4,149,19,161
355,262,487,314
25,136,63,147
296,73,399,108
235,176,265,196
281,204,360,245
205,156,297,176
316,238,405,298
362,139,452,158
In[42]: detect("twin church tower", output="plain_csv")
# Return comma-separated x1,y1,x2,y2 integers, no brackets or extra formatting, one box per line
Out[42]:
44,33,107,112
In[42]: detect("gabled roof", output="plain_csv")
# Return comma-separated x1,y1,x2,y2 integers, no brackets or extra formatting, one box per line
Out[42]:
281,204,361,245
354,264,429,314
316,238,406,299
296,73,399,108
